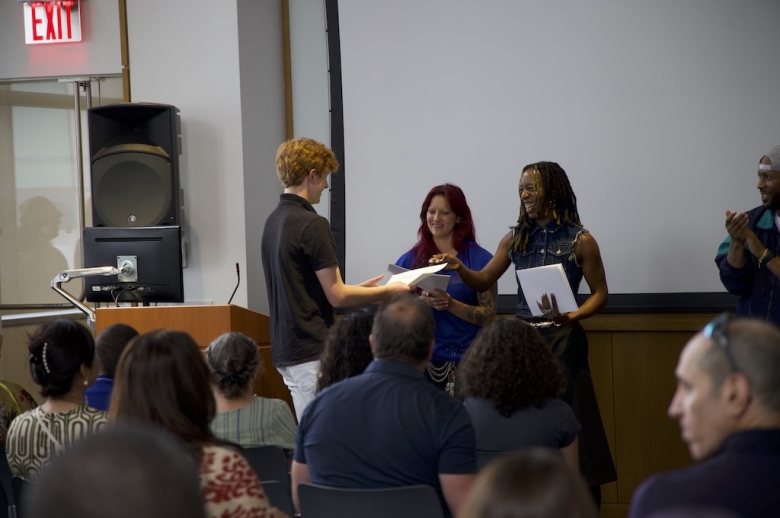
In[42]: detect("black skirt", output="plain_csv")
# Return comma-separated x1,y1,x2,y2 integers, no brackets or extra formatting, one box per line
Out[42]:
536,321,617,487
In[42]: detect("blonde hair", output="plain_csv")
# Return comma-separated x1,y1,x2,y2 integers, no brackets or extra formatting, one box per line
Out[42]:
275,137,339,187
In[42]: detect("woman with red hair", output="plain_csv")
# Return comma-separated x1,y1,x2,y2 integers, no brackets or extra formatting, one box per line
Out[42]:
395,184,496,394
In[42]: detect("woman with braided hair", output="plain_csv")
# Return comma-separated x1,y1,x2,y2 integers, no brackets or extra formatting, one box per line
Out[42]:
205,332,296,450
432,161,615,504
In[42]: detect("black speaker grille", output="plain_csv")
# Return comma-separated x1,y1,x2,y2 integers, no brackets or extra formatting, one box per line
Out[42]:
92,152,173,226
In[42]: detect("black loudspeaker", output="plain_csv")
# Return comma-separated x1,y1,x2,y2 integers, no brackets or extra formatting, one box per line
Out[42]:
88,103,182,227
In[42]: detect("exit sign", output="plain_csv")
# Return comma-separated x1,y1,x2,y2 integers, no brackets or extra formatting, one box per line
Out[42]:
23,1,82,45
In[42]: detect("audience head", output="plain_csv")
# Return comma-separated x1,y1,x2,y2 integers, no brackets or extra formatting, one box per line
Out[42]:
25,423,206,518
411,183,477,267
205,332,260,399
276,137,339,188
318,308,375,392
109,330,218,454
95,324,138,378
460,448,597,518
669,315,780,461
27,319,96,398
371,295,434,366
458,318,565,416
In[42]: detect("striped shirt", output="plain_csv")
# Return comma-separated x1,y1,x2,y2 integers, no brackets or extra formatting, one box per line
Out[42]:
210,397,295,450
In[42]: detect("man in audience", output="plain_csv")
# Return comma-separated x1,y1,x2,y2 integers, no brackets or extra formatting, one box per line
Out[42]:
716,144,780,326
84,323,138,411
629,316,780,518
261,138,411,420
292,295,477,517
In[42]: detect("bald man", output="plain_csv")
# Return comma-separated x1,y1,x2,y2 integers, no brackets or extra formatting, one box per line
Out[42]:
629,316,780,518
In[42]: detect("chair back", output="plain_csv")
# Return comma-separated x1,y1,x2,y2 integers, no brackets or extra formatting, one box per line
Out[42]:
260,480,295,517
241,446,289,491
298,483,444,518
11,478,26,518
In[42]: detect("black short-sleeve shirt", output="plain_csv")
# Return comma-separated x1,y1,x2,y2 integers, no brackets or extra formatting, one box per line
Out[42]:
261,194,339,366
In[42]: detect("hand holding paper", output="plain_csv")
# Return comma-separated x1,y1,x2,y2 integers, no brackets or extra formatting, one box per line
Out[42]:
516,264,578,318
386,263,450,291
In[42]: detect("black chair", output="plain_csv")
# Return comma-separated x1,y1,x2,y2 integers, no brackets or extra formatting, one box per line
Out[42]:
261,480,295,517
0,449,13,518
241,446,290,492
298,482,444,518
11,477,26,518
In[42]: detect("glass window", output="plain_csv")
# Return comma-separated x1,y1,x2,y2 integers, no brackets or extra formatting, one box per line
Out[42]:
0,77,123,306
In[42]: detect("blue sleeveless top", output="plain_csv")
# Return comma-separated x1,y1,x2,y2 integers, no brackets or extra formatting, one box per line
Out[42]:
509,220,588,317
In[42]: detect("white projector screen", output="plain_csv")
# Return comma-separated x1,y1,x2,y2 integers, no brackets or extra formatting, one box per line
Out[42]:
332,0,780,303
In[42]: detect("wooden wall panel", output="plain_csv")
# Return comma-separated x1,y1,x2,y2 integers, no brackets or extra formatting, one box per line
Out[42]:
588,331,617,503
611,332,692,503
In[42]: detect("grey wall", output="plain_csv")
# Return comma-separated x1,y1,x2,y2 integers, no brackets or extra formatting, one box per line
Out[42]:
238,0,287,315
0,0,121,80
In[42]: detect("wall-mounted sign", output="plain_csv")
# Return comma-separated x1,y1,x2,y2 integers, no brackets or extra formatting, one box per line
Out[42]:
23,1,82,45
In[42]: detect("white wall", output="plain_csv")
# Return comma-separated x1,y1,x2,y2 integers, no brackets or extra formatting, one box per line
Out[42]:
337,0,780,295
126,1,285,310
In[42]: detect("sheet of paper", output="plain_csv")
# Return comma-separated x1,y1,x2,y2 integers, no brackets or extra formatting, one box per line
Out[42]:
387,264,450,292
387,263,450,290
515,264,579,316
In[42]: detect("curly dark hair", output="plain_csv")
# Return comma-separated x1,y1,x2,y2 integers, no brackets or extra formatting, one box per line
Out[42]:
509,161,582,254
457,318,566,417
317,308,375,393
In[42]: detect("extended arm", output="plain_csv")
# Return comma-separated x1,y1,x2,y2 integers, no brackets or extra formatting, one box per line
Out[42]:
557,232,607,325
439,473,476,518
315,265,412,308
431,232,513,292
291,460,311,513
560,437,579,472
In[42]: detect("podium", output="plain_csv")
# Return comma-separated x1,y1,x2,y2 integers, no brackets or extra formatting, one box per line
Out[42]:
95,305,293,413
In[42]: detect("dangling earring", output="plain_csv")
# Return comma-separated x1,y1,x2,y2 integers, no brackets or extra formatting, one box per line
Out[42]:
83,378,88,387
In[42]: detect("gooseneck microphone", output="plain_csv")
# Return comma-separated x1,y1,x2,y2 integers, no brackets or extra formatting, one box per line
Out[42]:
227,263,240,305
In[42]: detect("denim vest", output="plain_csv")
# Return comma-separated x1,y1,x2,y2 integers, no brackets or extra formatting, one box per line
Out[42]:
509,220,587,317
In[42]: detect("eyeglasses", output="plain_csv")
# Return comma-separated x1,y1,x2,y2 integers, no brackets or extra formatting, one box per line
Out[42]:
703,312,738,373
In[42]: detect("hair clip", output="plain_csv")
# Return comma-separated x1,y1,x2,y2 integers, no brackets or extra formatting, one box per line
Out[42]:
42,342,51,374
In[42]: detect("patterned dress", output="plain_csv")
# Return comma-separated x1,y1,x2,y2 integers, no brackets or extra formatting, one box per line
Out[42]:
199,444,272,518
5,405,108,482
0,381,37,448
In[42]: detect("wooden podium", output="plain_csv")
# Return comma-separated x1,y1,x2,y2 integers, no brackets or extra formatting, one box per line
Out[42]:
95,305,293,413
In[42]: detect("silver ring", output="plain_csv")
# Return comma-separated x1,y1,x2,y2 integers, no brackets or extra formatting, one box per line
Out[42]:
541,309,551,316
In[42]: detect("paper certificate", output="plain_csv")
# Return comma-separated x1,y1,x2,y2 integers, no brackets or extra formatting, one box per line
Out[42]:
387,263,449,291
516,264,579,316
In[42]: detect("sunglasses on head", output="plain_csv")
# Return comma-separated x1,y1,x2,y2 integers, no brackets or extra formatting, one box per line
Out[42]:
702,312,738,373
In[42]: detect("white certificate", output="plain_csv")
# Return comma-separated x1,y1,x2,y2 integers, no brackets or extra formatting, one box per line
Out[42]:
516,264,579,316
387,263,450,291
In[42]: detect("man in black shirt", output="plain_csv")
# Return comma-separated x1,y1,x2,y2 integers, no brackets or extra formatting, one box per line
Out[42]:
261,138,411,419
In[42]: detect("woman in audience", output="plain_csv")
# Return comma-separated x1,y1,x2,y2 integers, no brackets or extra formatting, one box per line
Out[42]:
460,448,598,518
110,330,284,518
206,332,296,450
395,184,496,394
6,319,107,481
458,318,580,470
316,308,375,392
0,331,38,448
